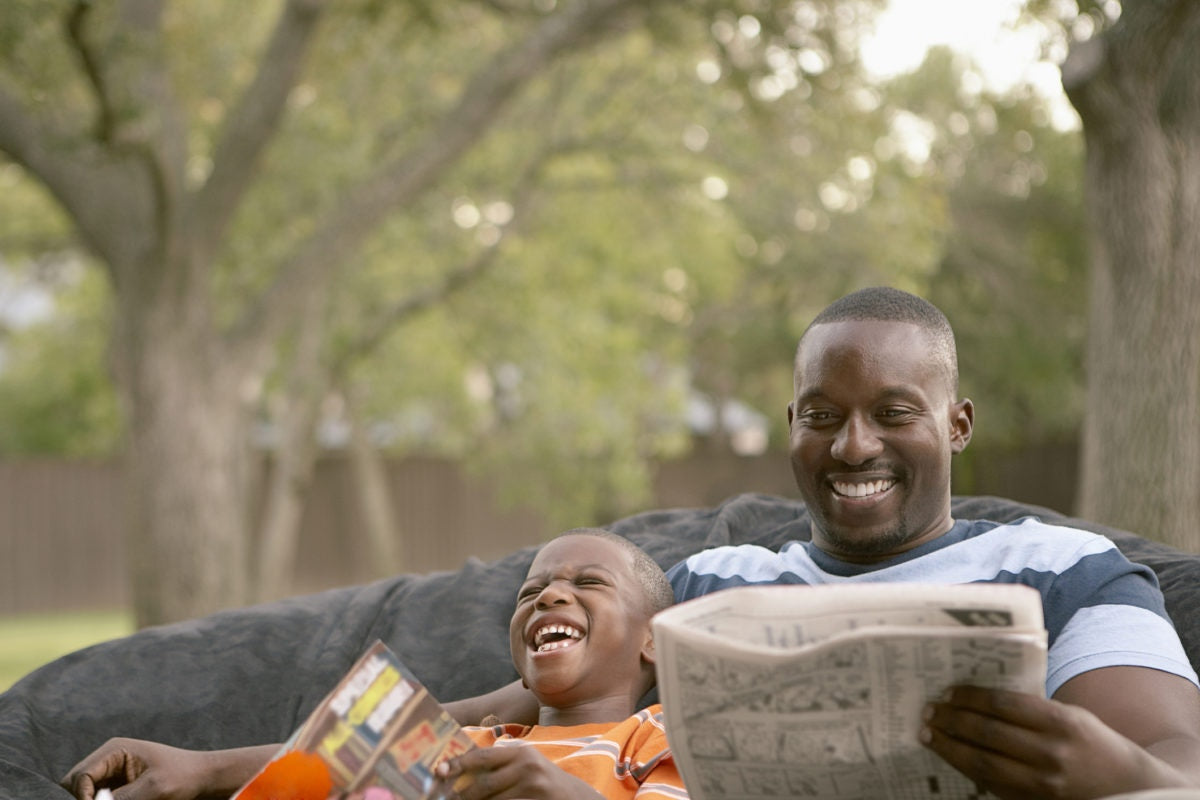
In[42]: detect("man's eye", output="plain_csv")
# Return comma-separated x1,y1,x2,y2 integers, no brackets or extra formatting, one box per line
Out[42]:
800,410,836,424
576,576,606,587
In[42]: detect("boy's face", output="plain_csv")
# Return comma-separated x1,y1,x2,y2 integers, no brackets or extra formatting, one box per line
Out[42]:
509,534,655,712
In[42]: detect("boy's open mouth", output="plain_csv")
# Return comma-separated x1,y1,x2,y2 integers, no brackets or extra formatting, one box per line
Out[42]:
532,623,584,653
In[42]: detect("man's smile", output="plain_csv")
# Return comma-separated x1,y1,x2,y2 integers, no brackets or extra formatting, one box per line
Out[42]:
831,478,897,498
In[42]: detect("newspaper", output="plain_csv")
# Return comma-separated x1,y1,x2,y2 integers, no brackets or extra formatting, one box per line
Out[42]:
232,639,475,800
652,583,1048,800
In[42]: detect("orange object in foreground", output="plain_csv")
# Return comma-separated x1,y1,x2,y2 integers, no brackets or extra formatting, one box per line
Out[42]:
236,751,334,800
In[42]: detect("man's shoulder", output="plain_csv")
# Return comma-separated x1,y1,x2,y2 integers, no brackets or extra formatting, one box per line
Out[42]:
961,515,1119,548
670,540,803,574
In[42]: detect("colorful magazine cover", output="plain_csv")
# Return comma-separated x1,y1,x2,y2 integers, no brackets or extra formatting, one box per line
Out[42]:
232,640,476,800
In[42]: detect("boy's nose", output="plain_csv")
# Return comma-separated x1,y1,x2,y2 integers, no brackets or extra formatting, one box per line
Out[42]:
535,581,573,608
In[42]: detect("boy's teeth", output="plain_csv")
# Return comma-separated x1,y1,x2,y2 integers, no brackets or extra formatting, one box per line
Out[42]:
533,624,583,652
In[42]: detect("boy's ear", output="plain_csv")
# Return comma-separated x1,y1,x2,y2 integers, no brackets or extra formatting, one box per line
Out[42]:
640,629,656,666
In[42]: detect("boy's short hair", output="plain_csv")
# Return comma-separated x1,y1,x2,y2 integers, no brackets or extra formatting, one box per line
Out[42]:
557,528,675,616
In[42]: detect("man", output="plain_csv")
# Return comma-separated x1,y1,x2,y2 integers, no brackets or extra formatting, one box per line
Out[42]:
669,286,1200,797
62,529,688,799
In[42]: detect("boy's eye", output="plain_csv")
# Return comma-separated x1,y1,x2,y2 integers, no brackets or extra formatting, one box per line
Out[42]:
517,585,543,600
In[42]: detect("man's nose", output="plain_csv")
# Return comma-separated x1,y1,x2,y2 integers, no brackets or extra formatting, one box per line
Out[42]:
831,415,883,465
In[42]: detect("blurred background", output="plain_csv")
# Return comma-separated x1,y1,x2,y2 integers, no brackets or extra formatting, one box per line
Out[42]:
2,0,1198,689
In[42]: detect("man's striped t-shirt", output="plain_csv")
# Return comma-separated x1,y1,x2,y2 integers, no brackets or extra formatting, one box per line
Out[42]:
667,517,1198,696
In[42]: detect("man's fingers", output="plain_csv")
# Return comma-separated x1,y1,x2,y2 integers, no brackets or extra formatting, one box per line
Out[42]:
924,696,1058,768
936,685,1074,732
922,723,1042,799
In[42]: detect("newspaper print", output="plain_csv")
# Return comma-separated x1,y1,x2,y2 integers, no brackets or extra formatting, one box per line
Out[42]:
653,583,1048,800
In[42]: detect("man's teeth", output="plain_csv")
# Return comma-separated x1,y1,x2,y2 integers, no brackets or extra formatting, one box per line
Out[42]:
832,479,895,498
533,624,584,653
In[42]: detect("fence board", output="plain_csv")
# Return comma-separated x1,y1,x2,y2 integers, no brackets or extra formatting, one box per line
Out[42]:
0,445,1078,616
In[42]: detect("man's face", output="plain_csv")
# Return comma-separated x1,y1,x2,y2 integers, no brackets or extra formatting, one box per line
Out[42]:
509,535,654,712
787,320,973,563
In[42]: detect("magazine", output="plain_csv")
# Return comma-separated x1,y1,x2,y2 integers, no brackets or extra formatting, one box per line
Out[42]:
651,583,1048,800
232,639,475,800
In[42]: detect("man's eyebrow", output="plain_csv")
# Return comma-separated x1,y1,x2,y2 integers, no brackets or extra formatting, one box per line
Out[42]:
795,386,925,405
876,386,927,403
794,388,829,405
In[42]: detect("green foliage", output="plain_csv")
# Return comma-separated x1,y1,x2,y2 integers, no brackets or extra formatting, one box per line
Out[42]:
0,0,1092,527
0,267,121,456
892,47,1088,446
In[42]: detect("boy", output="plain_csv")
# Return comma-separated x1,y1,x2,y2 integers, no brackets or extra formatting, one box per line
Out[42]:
61,529,687,800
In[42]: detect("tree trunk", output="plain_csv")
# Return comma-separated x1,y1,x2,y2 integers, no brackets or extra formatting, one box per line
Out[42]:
118,305,253,625
1065,2,1200,552
255,309,331,603
346,389,403,578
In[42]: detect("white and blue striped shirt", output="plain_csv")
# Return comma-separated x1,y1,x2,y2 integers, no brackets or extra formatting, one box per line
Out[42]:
667,516,1198,696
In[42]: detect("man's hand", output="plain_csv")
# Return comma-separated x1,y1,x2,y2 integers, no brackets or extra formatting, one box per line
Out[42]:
436,745,605,800
921,685,1194,799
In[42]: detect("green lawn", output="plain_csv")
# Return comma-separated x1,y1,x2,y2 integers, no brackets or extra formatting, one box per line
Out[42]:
0,610,134,692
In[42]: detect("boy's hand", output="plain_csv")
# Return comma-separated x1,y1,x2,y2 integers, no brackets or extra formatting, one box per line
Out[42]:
60,737,214,800
60,738,274,800
437,745,605,800
921,685,1190,799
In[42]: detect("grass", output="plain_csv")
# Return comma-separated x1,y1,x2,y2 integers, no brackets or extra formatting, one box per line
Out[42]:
0,609,134,693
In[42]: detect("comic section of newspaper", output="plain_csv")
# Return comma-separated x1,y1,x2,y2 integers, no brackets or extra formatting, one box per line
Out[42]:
652,583,1047,800
233,639,475,800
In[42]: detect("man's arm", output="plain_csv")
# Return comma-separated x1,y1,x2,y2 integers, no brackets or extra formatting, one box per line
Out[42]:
443,679,539,727
923,666,1200,798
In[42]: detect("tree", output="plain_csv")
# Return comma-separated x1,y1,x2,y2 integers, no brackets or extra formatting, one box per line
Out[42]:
1058,0,1200,551
0,0,704,625
2,0,905,623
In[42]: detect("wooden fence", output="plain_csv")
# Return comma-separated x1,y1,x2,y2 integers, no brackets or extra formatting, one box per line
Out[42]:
0,444,1078,616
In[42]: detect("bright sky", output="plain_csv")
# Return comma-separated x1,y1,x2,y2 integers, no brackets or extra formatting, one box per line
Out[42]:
861,0,1079,128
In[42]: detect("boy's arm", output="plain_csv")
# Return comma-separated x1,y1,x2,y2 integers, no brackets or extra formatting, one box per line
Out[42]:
443,678,539,726
923,666,1200,795
60,738,278,800
436,747,605,800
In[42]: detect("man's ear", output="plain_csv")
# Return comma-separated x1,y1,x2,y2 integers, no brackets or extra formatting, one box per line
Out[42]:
786,402,795,426
949,398,974,454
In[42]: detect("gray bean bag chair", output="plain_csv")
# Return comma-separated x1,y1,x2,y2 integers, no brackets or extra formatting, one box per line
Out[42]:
2,494,1198,799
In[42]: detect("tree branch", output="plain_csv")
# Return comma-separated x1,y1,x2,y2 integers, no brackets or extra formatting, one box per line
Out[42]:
0,87,133,275
65,0,118,143
53,0,183,286
189,0,329,261
332,151,551,372
229,0,659,362
1063,0,1200,127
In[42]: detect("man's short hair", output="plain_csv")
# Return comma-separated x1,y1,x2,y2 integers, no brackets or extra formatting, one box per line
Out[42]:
557,528,675,616
802,286,959,393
